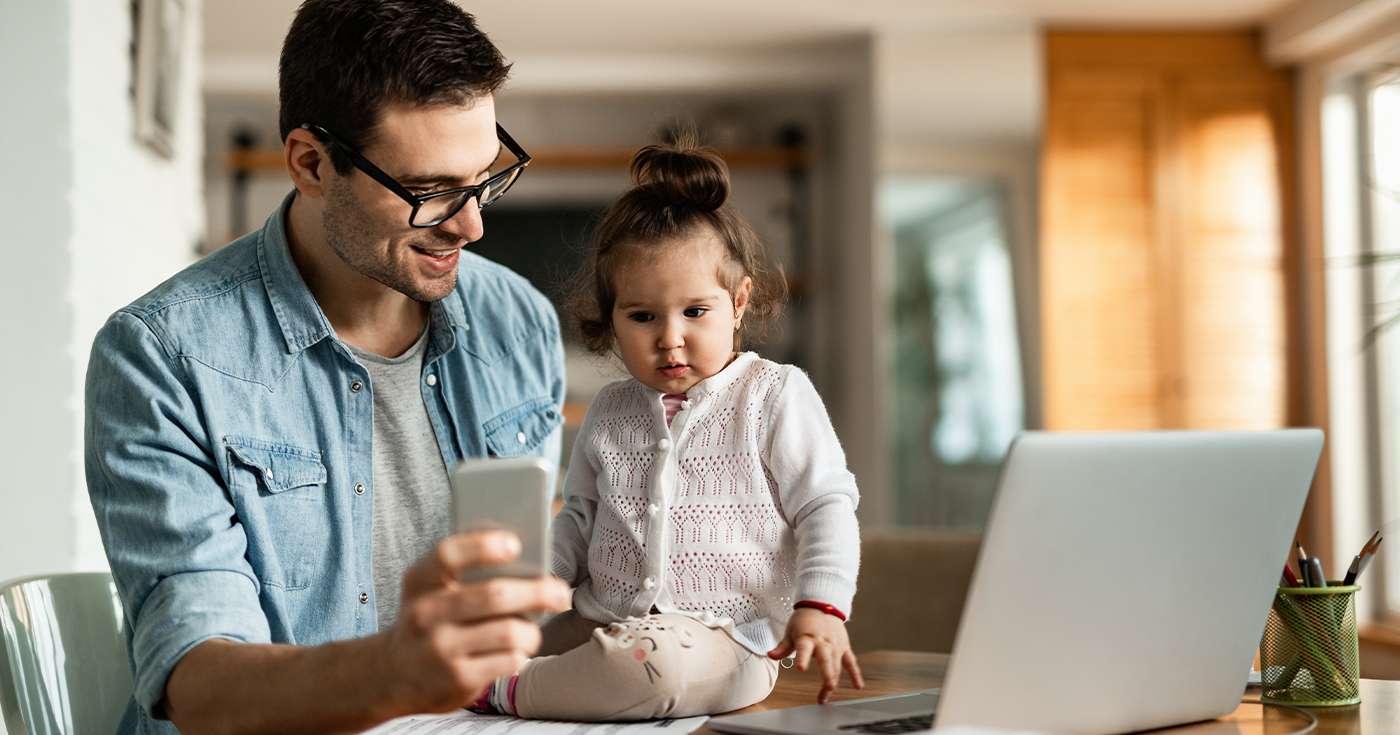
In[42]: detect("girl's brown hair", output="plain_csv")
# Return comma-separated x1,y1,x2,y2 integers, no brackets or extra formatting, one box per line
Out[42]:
570,136,787,355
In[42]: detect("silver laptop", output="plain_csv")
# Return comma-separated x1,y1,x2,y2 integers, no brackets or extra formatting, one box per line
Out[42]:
711,430,1323,735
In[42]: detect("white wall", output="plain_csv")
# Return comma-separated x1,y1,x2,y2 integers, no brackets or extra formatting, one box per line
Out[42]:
0,0,78,584
875,29,1042,147
0,0,203,583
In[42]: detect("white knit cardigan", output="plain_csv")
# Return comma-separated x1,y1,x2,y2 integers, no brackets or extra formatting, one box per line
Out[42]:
551,352,861,654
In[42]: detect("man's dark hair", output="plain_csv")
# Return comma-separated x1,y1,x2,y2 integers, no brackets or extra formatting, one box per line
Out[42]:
278,0,511,174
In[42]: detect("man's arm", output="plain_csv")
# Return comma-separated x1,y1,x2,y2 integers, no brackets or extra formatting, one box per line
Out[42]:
165,533,570,734
86,311,274,717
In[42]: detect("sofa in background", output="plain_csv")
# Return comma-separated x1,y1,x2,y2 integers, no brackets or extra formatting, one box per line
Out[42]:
846,529,982,654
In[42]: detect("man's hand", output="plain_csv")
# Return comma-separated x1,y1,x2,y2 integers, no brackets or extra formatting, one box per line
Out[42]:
379,530,571,715
767,608,865,704
162,530,570,733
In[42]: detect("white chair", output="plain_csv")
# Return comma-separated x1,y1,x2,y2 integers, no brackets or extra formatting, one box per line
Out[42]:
0,573,132,735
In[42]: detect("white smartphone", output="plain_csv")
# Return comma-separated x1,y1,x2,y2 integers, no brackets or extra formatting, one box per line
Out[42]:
448,456,553,582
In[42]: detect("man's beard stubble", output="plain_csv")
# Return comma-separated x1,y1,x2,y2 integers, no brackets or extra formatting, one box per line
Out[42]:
321,180,458,303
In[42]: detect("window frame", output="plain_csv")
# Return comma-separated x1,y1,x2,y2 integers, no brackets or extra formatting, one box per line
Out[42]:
1319,63,1400,638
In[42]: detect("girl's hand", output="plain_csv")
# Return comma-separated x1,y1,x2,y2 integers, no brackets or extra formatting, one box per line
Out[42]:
767,608,865,704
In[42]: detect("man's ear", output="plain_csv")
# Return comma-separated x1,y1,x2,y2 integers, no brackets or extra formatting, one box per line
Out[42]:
284,127,329,199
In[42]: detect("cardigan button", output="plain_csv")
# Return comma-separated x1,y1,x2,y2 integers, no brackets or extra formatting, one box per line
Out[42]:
643,577,656,590
657,438,672,451
648,503,659,515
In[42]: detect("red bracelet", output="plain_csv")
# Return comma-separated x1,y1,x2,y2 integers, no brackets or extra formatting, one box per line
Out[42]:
793,600,847,621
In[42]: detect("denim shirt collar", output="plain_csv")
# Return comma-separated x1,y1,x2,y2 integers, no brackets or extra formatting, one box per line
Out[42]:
257,191,469,356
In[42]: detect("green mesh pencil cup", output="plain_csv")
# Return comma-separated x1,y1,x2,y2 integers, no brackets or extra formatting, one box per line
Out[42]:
1258,582,1361,707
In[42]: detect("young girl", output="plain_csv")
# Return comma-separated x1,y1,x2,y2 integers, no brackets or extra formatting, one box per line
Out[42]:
477,138,863,721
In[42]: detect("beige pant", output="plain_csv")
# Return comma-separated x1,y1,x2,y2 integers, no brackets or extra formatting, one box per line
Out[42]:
512,610,780,721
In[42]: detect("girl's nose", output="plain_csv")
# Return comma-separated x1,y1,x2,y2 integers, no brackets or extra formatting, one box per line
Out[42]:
657,321,684,350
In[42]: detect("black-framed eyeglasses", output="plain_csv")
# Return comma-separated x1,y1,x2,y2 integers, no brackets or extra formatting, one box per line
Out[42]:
302,122,531,228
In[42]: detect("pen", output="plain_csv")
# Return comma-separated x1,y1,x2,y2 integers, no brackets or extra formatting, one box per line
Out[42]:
1295,541,1316,586
1341,531,1380,585
1281,564,1300,588
1351,534,1384,584
1306,556,1327,588
1342,557,1361,586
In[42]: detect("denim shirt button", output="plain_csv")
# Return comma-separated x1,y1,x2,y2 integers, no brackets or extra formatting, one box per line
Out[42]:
425,374,437,387
350,380,364,393
358,592,369,604
354,483,366,496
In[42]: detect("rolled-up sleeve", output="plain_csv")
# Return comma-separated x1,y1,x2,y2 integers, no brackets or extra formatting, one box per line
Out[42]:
85,311,271,718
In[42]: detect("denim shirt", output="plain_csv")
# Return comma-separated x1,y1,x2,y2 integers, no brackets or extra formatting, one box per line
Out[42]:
84,193,564,733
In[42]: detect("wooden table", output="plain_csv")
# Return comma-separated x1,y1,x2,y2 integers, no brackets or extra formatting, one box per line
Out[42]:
697,651,1400,734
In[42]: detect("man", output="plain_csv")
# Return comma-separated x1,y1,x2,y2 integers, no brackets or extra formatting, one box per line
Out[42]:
84,1,569,732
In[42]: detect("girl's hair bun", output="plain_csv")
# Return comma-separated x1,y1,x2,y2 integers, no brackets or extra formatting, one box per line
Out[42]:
629,137,730,213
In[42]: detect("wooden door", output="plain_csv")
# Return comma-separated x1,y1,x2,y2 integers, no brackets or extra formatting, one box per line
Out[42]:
1042,32,1298,430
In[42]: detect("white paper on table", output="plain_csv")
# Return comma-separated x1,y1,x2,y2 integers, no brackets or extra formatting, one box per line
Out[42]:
362,710,709,734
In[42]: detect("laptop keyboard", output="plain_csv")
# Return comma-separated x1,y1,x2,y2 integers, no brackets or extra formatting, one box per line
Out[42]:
838,714,936,733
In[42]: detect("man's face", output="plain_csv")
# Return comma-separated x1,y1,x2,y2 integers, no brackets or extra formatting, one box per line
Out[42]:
320,97,500,303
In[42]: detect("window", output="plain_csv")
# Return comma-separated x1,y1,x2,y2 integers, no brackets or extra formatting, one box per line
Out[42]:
1365,68,1400,616
1324,64,1400,622
880,177,1025,528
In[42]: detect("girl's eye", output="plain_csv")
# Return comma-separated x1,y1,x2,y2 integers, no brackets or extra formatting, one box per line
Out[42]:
627,312,654,323
683,307,709,318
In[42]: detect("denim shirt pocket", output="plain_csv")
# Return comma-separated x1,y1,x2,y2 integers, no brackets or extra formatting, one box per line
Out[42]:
223,437,329,590
483,396,562,457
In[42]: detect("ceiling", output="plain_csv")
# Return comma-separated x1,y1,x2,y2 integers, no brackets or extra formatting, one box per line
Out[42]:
205,0,1296,59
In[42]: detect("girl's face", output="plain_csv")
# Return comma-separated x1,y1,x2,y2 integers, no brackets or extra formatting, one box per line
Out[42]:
610,233,752,395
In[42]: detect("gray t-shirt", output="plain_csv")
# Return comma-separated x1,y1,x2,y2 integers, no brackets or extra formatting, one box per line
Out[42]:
349,328,452,627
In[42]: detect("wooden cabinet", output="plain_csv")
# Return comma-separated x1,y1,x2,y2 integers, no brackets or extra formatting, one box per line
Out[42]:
1041,32,1298,430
